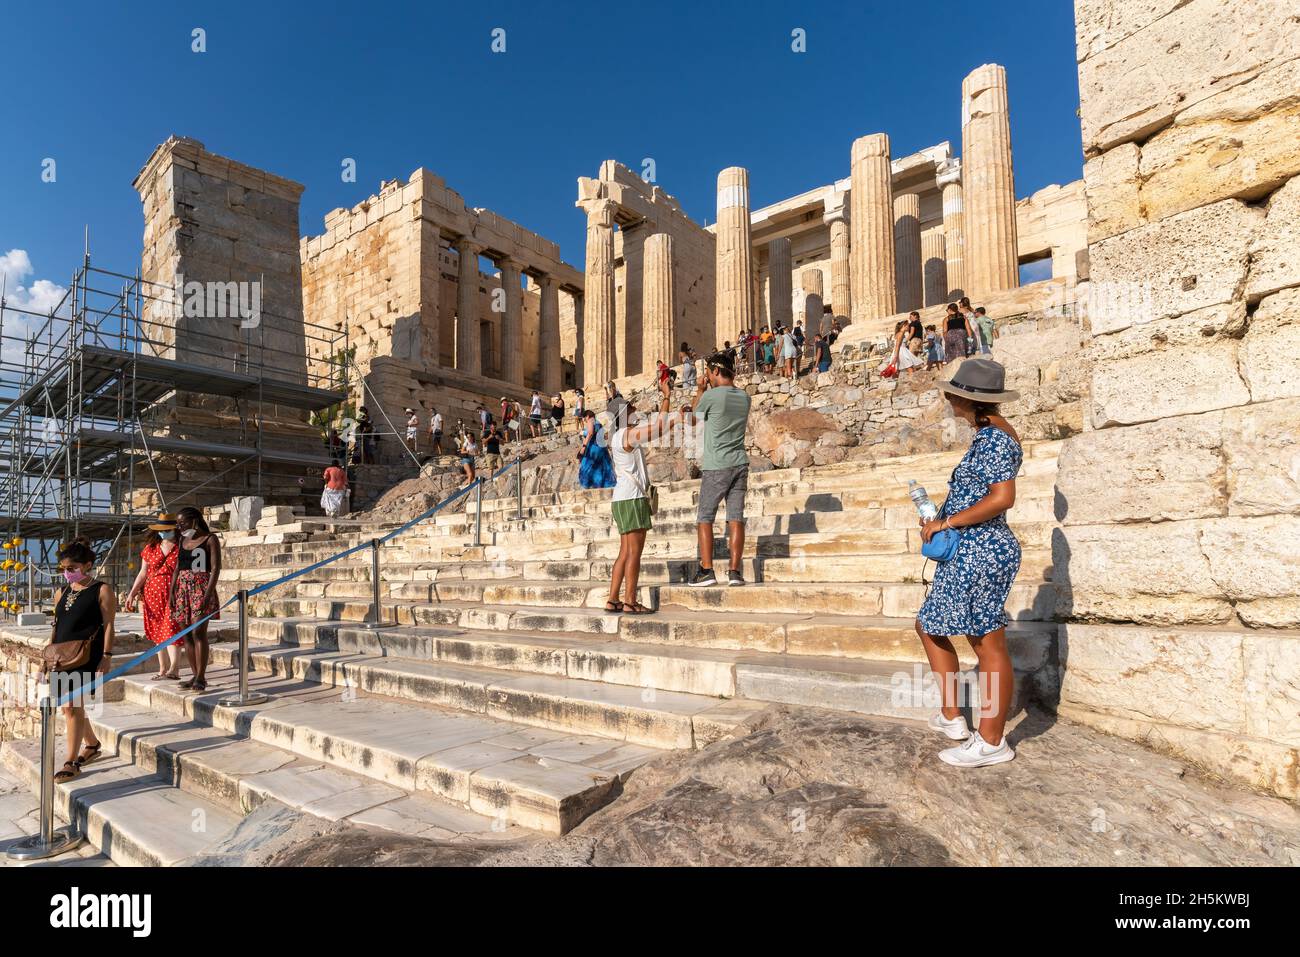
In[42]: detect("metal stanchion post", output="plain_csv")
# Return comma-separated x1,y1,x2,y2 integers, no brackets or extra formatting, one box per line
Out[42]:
473,480,483,547
219,589,268,706
6,695,83,860
361,538,391,630
515,458,524,523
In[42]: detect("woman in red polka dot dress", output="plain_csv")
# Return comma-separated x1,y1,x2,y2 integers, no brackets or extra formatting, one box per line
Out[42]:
124,513,185,681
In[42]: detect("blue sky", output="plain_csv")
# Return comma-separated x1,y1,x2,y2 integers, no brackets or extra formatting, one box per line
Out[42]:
1,0,1081,307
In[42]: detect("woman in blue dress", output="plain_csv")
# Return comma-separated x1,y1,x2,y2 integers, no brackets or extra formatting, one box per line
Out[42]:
915,359,1023,769
577,409,616,490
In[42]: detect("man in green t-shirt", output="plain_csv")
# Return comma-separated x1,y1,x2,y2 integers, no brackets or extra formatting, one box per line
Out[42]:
682,351,752,586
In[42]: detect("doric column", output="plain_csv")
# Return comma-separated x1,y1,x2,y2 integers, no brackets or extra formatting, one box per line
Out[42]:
849,134,896,324
936,159,966,300
715,167,754,336
801,267,825,333
766,238,793,331
642,233,676,368
921,226,949,307
962,63,1019,295
497,258,524,385
823,190,851,322
581,198,616,387
538,275,562,395
455,237,482,377
893,192,923,312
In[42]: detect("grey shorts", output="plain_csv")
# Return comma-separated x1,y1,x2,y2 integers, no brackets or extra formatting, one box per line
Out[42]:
697,465,749,524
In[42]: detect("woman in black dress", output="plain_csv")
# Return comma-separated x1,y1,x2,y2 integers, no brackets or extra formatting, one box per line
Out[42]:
169,506,222,692
48,538,116,782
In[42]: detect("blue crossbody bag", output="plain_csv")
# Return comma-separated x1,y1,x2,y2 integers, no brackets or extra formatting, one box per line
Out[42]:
921,527,960,562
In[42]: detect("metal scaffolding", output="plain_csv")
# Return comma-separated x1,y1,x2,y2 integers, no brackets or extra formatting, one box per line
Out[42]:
0,252,348,612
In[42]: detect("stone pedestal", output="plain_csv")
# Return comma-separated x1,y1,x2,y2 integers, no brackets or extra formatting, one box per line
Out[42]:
850,134,896,324
642,233,676,368
962,63,1019,296
936,159,966,300
715,167,755,336
767,238,794,331
581,199,616,387
893,192,923,312
455,238,483,377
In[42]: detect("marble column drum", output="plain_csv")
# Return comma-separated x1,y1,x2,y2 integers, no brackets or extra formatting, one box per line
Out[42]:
455,237,483,377
893,192,923,312
581,198,616,387
642,232,676,369
962,63,1019,295
849,134,897,324
498,257,524,385
767,237,794,332
715,167,755,336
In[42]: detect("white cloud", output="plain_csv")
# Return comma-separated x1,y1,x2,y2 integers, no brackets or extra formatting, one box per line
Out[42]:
1,249,70,369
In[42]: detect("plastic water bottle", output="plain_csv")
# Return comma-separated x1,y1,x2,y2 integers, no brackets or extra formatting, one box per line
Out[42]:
908,480,938,521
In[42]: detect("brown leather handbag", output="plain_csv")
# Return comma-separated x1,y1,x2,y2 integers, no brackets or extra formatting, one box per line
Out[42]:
41,586,94,673
42,639,92,673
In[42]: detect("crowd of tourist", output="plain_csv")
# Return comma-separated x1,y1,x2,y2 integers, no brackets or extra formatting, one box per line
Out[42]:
884,297,997,378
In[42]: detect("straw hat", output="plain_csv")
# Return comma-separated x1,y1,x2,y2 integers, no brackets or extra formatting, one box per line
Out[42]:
148,512,178,531
937,358,1020,403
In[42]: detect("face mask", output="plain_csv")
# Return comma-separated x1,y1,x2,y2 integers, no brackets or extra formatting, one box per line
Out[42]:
160,531,175,541
63,569,88,584
181,528,196,539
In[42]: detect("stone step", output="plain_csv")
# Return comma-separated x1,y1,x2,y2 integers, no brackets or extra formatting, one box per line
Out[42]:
117,668,661,834
235,615,1053,696
235,577,1055,623
247,598,1057,668
209,636,764,751
81,702,523,842
0,740,242,867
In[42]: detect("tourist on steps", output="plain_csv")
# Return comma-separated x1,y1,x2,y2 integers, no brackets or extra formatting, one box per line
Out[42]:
683,350,751,587
321,463,349,517
458,431,478,485
576,409,615,490
884,320,924,377
46,537,115,783
605,393,681,615
943,303,973,364
125,513,185,682
680,343,697,391
974,307,995,355
914,358,1022,768
170,506,222,693
428,407,444,455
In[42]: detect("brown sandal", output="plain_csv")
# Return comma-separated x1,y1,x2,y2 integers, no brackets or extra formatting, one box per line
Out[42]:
74,742,102,767
54,761,80,783
621,601,653,615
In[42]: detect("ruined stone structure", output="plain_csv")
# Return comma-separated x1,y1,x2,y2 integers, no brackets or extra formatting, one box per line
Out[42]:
300,170,583,453
1052,0,1300,797
576,162,716,379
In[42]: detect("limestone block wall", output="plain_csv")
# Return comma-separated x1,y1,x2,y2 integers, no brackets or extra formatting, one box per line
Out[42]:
135,137,309,394
1016,181,1088,281
1056,0,1300,798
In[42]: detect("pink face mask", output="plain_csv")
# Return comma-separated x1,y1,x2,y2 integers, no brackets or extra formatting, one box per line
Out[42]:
63,569,88,584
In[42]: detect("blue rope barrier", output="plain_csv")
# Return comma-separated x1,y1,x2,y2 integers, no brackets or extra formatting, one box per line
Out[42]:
51,456,525,708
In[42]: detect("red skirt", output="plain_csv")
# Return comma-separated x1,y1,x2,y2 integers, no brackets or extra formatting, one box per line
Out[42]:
171,570,220,628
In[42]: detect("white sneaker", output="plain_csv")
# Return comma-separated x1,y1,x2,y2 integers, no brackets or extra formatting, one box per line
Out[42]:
927,712,971,741
938,731,1015,768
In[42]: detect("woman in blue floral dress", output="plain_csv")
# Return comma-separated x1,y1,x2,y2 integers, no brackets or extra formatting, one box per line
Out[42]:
915,359,1023,769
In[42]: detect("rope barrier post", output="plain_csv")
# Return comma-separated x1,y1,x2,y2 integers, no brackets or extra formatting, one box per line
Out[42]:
6,694,83,861
362,538,390,630
515,458,524,523
473,480,483,548
218,589,268,707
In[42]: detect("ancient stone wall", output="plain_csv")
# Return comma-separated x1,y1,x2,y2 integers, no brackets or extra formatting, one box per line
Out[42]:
1016,181,1088,282
1056,0,1300,798
135,137,310,395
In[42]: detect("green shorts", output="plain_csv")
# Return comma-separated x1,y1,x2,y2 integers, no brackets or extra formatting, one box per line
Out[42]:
612,497,652,534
